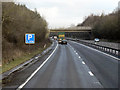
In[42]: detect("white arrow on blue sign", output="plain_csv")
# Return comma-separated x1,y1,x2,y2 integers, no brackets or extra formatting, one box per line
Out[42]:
25,33,35,44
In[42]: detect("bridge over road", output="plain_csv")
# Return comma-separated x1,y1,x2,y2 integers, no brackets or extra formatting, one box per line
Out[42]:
49,26,92,39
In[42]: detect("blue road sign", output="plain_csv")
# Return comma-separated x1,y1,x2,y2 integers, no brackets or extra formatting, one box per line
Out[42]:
25,33,35,44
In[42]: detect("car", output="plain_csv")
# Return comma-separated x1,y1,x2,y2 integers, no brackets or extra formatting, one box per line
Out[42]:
94,38,99,42
58,39,62,44
54,36,57,40
61,40,67,45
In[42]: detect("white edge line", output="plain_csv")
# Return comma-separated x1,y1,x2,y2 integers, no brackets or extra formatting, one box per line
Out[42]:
88,71,94,76
71,41,120,61
17,42,58,90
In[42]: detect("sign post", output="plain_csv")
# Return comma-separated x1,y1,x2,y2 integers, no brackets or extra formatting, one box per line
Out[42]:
25,33,35,44
25,33,35,54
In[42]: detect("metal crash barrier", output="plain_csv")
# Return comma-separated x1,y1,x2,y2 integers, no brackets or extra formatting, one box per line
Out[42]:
67,38,120,59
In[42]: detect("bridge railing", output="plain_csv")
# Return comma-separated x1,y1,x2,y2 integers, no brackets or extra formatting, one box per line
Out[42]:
67,38,120,58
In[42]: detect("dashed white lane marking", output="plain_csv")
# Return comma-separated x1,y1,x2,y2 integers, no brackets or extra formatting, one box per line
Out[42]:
94,82,101,85
71,41,120,61
68,42,103,86
69,43,82,60
17,42,58,90
82,61,85,64
88,71,94,76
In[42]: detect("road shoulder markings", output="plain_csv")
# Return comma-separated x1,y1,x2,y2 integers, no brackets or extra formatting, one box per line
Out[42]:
17,42,58,90
71,41,120,61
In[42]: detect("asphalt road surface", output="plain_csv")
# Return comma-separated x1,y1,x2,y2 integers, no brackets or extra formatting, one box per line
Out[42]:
68,41,118,88
3,40,119,89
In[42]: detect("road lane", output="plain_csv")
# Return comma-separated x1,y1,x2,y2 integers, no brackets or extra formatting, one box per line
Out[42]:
2,41,57,89
69,40,118,88
21,42,103,88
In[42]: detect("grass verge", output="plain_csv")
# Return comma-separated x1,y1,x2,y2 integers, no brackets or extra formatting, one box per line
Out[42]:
2,42,51,73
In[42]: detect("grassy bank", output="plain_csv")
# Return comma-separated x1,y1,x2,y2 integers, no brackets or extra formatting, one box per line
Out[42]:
2,2,49,65
2,42,51,73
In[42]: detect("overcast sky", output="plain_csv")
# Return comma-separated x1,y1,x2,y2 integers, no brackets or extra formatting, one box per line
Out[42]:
16,0,119,29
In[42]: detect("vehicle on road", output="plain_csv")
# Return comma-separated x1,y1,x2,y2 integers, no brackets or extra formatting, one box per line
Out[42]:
54,36,57,40
61,40,67,45
58,38,62,44
58,32,65,44
94,38,100,42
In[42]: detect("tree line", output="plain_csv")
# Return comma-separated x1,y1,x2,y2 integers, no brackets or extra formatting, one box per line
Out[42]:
77,9,120,42
2,2,50,64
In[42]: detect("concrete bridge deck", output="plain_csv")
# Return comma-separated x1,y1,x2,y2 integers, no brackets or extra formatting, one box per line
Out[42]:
50,26,92,32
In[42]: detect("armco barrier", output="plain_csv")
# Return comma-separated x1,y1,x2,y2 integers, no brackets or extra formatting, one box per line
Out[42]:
68,38,120,58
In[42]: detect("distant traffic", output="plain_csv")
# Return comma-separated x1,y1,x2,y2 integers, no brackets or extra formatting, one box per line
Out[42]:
51,32,67,45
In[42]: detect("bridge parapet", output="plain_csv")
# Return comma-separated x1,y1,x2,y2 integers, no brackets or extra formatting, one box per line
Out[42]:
67,26,92,30
50,26,92,32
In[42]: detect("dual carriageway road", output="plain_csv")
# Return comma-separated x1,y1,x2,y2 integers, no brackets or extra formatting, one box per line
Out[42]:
3,40,119,89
